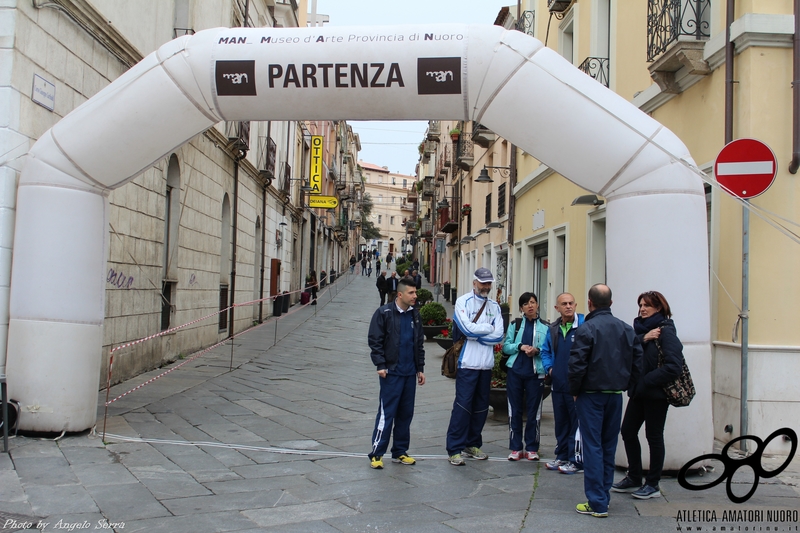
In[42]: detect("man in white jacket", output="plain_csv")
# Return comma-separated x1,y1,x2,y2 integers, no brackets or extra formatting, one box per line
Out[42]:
445,268,505,465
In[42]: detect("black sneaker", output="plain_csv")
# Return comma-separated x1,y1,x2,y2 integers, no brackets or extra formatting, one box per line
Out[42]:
611,476,641,493
632,484,661,499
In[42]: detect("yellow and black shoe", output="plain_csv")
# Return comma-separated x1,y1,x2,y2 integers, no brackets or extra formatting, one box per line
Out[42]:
392,454,416,465
369,456,384,469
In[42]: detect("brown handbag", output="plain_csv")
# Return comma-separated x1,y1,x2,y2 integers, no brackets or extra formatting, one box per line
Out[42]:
441,299,487,379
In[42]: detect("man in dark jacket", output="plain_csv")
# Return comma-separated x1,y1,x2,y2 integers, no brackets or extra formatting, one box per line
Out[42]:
367,278,426,469
568,284,642,518
387,272,399,302
411,269,422,290
376,271,388,305
541,292,585,474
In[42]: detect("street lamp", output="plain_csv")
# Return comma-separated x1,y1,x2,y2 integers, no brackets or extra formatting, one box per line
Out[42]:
476,165,511,183
571,194,604,206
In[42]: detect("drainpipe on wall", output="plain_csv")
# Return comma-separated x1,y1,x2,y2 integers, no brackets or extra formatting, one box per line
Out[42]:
507,144,517,303
789,0,800,174
258,184,266,322
229,155,240,338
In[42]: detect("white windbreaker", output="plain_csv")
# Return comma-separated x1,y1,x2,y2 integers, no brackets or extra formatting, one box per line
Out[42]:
453,291,505,370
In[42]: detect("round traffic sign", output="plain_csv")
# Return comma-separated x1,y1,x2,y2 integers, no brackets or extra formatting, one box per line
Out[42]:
714,138,777,199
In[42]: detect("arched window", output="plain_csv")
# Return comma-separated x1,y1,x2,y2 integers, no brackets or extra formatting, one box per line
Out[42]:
161,154,181,331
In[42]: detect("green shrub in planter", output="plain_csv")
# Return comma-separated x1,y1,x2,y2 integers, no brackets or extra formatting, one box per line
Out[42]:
396,261,411,276
416,288,433,304
419,301,447,325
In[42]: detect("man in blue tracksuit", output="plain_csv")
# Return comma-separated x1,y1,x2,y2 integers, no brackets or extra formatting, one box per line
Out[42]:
568,284,642,518
367,277,426,469
541,292,585,474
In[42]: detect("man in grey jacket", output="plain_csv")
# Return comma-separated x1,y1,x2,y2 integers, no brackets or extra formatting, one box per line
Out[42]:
568,284,642,518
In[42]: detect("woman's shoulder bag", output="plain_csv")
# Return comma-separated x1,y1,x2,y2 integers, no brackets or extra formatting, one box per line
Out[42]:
656,339,695,407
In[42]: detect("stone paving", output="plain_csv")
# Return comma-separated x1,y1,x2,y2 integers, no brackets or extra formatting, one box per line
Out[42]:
1,273,799,532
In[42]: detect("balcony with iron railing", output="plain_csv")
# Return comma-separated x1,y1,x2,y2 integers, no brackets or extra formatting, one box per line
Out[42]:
225,121,251,153
578,57,610,88
422,176,435,199
257,136,277,182
173,28,195,38
471,122,495,148
516,10,535,36
427,120,441,142
647,0,711,92
456,137,474,171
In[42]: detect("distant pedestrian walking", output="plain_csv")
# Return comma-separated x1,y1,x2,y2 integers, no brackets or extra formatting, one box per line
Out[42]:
367,260,373,277
376,271,388,305
361,257,367,275
367,277,426,469
350,255,357,274
387,272,399,302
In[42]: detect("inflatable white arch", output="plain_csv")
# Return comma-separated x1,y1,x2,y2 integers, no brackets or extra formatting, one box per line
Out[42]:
6,24,711,467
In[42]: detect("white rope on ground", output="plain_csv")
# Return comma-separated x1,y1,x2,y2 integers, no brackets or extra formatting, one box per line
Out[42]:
101,433,513,461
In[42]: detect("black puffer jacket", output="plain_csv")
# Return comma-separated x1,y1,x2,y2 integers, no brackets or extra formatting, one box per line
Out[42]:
631,318,683,401
368,302,425,373
568,308,642,396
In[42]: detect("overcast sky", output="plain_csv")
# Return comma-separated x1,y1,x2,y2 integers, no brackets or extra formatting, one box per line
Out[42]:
311,0,513,176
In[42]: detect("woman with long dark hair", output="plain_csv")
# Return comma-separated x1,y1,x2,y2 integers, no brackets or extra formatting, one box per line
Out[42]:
502,292,549,461
612,290,683,499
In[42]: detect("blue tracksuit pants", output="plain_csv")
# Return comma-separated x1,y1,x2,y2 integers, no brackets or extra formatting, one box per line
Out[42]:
552,391,580,463
575,392,622,514
369,373,417,459
506,370,543,452
446,368,491,455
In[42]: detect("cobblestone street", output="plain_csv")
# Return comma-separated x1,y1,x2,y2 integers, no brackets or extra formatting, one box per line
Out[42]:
1,274,798,532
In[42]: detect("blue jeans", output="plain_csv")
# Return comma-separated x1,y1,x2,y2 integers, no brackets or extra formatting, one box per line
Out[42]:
369,374,417,459
446,368,491,455
552,391,580,463
506,370,543,452
575,392,622,514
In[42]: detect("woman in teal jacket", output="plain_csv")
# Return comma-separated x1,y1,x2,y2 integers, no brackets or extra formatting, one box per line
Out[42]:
502,292,549,461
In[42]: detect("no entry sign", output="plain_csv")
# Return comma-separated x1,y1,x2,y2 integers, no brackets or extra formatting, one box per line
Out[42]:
714,138,777,199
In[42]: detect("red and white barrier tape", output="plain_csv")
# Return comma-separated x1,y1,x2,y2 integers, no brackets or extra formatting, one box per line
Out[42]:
104,279,345,405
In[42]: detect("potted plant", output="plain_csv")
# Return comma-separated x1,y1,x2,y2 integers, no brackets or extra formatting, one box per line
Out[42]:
461,204,472,216
449,127,460,142
433,318,454,349
443,281,451,300
419,301,448,340
490,343,508,420
416,288,433,306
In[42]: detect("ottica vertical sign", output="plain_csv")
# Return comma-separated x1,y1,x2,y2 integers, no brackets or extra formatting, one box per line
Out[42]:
310,136,323,194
